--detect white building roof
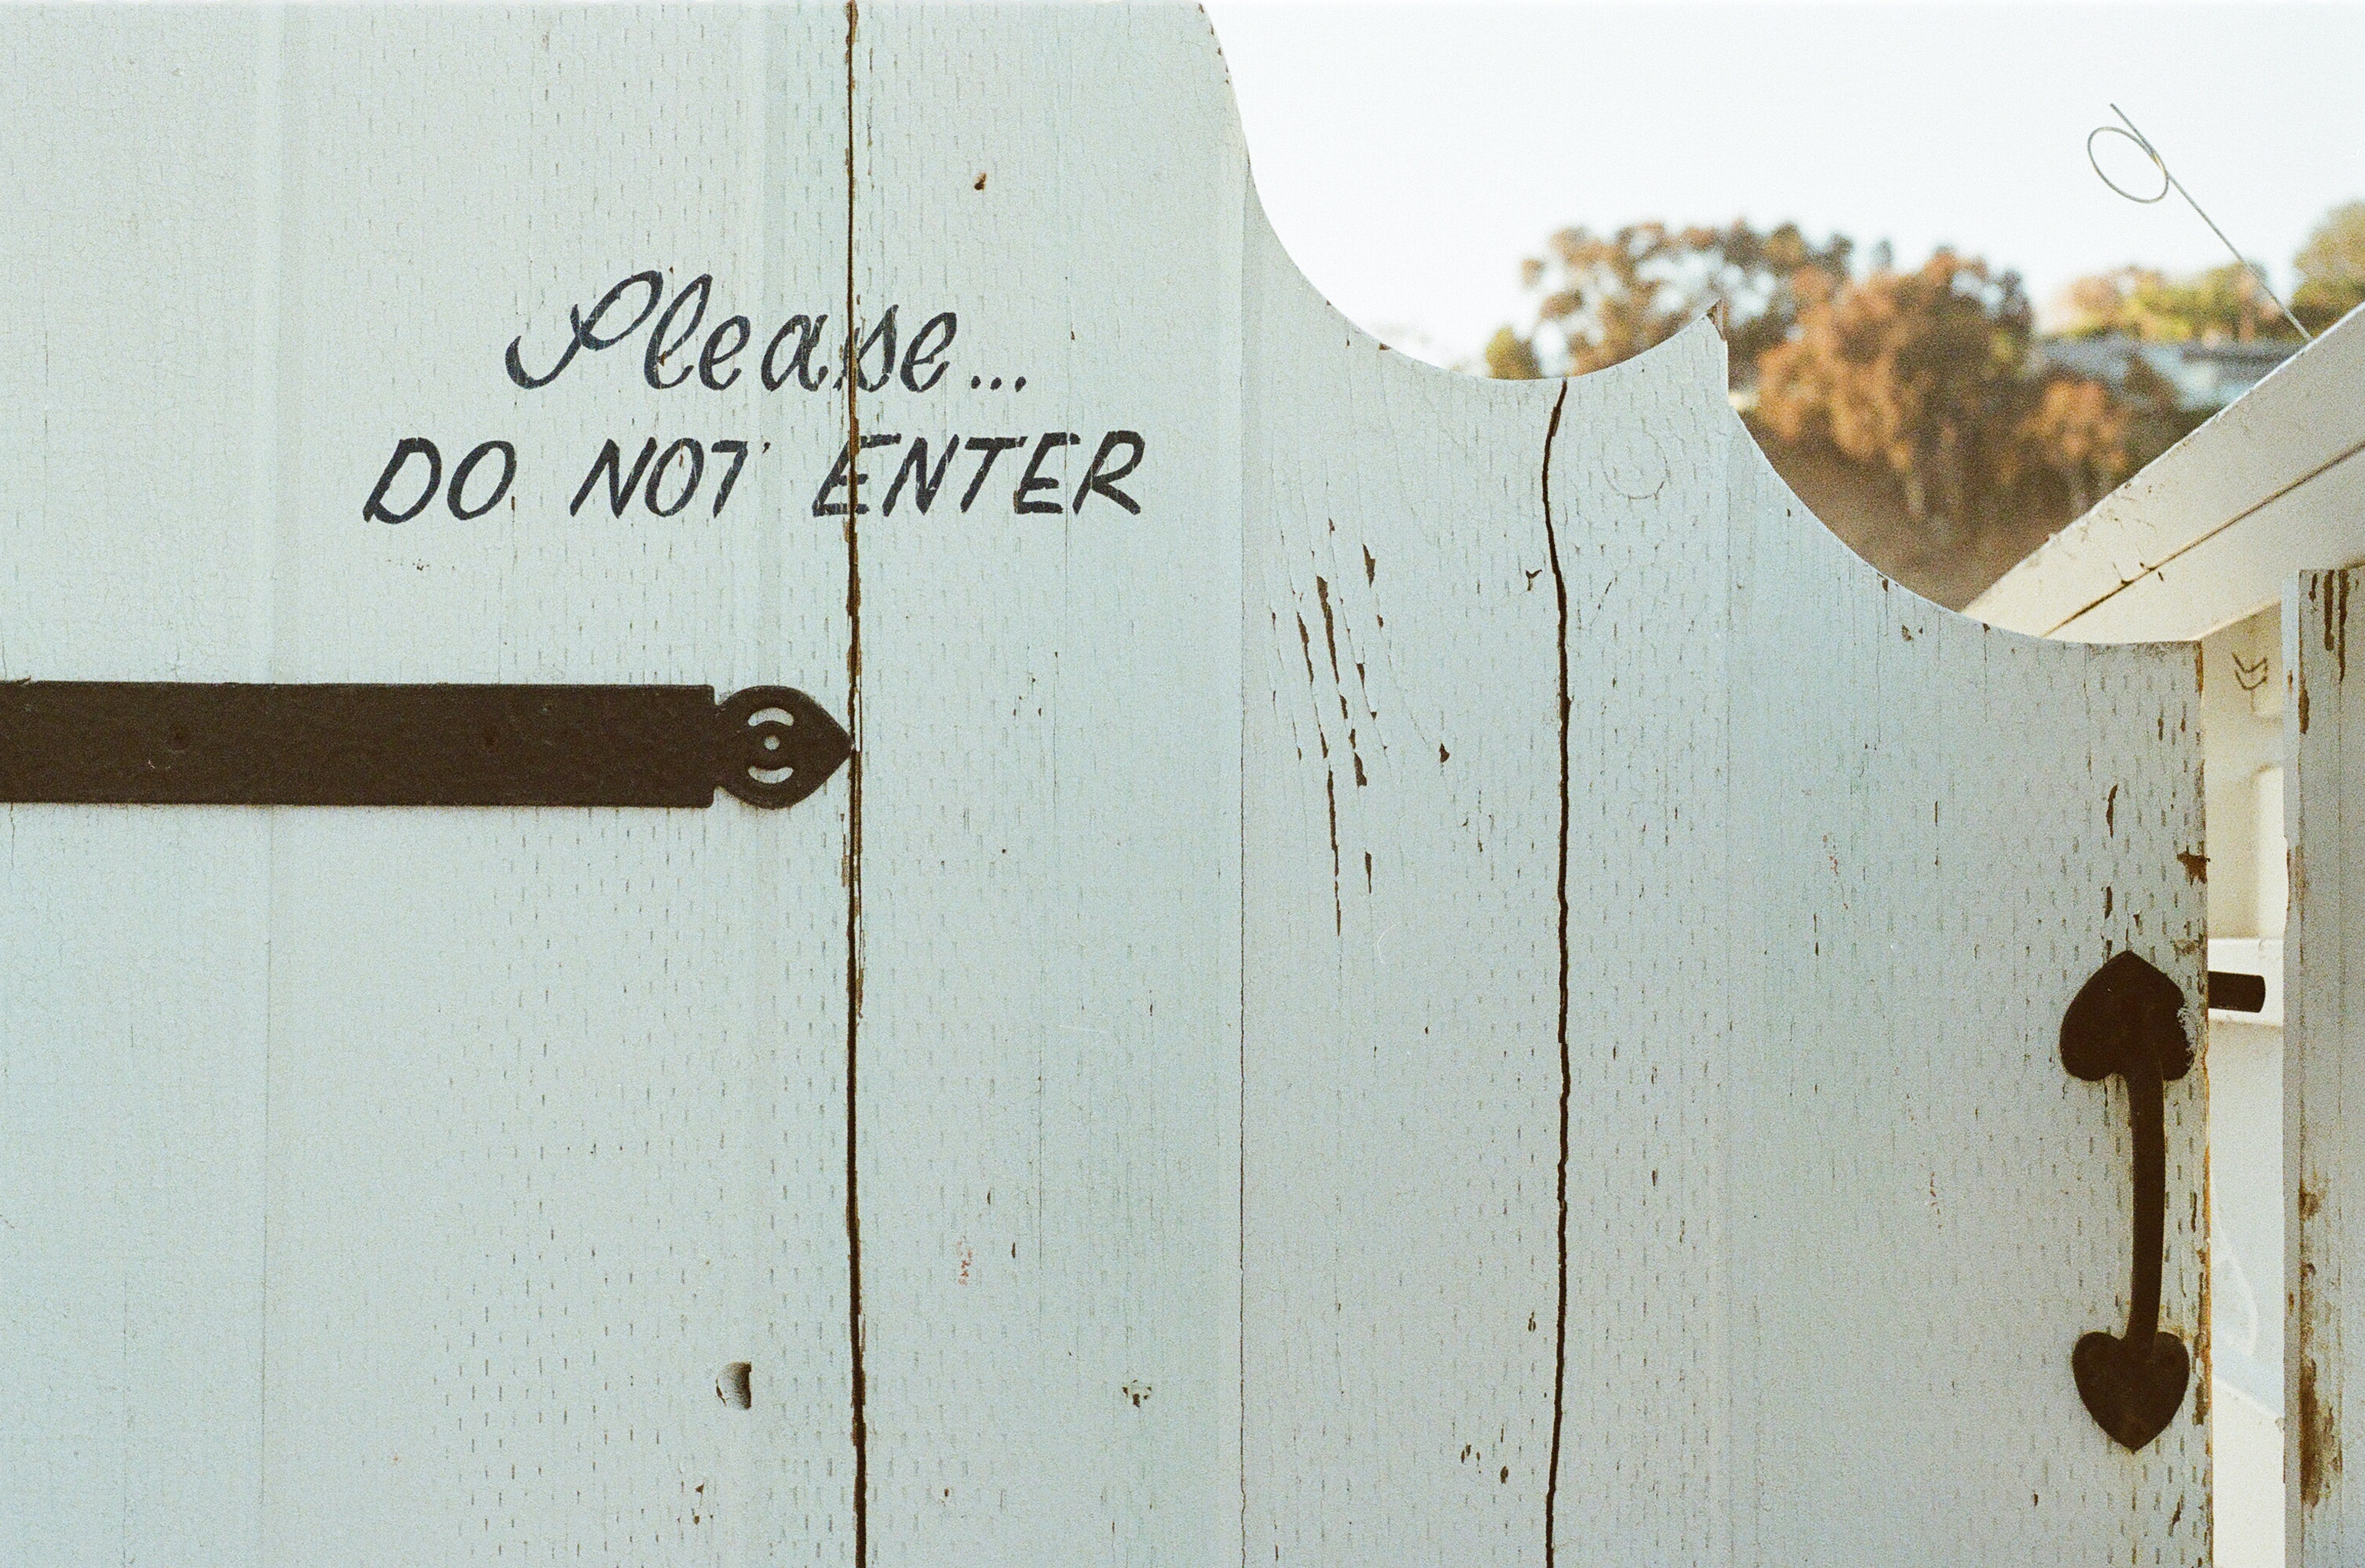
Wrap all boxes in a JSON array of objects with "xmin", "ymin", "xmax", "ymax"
[{"xmin": 1969, "ymin": 305, "xmax": 2365, "ymax": 642}]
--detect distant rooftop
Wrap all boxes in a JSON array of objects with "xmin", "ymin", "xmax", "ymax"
[{"xmin": 2037, "ymin": 333, "xmax": 2304, "ymax": 415}]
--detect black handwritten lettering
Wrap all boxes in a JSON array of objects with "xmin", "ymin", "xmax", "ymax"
[
  {"xmin": 960, "ymin": 436, "xmax": 1024, "ymax": 511},
  {"xmin": 406, "ymin": 284, "xmax": 1116, "ymax": 531},
  {"xmin": 710, "ymin": 440, "xmax": 750, "ymax": 515},
  {"xmin": 1075, "ymin": 430, "xmax": 1145, "ymax": 515},
  {"xmin": 645, "ymin": 274, "xmax": 713, "ymax": 390},
  {"xmin": 883, "ymin": 436, "xmax": 960, "ymax": 515},
  {"xmin": 447, "ymin": 440, "xmax": 517, "ymax": 520},
  {"xmin": 364, "ymin": 438, "xmax": 443, "ymax": 524},
  {"xmin": 813, "ymin": 433, "xmax": 905, "ymax": 517},
  {"xmin": 508, "ymin": 281, "xmax": 957, "ymax": 400},
  {"xmin": 572, "ymin": 438, "xmax": 660, "ymax": 518},
  {"xmin": 699, "ymin": 316, "xmax": 752, "ymax": 390},
  {"xmin": 645, "ymin": 438, "xmax": 705, "ymax": 516},
  {"xmin": 506, "ymin": 270, "xmax": 663, "ymax": 390},
  {"xmin": 900, "ymin": 311, "xmax": 956, "ymax": 392},
  {"xmin": 763, "ymin": 315, "xmax": 831, "ymax": 392},
  {"xmin": 852, "ymin": 307, "xmax": 898, "ymax": 394},
  {"xmin": 1014, "ymin": 432, "xmax": 1078, "ymax": 514}
]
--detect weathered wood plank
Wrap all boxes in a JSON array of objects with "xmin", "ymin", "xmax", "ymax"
[
  {"xmin": 851, "ymin": 7, "xmax": 1243, "ymax": 1562},
  {"xmin": 1241, "ymin": 193, "xmax": 1562, "ymax": 1566},
  {"xmin": 253, "ymin": 12, "xmax": 857, "ymax": 1557},
  {"xmin": 1717, "ymin": 433, "xmax": 2207, "ymax": 1565},
  {"xmin": 2287, "ymin": 569, "xmax": 2363, "ymax": 1566}
]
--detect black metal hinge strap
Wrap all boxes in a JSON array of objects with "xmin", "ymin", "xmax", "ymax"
[
  {"xmin": 0, "ymin": 682, "xmax": 849, "ymax": 810},
  {"xmin": 2060, "ymin": 948, "xmax": 2194, "ymax": 1452}
]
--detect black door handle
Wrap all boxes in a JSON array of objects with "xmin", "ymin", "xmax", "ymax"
[
  {"xmin": 2060, "ymin": 949, "xmax": 2194, "ymax": 1451},
  {"xmin": 0, "ymin": 682, "xmax": 849, "ymax": 810}
]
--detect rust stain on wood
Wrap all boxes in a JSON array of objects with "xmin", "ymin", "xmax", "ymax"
[
  {"xmin": 2302, "ymin": 1356, "xmax": 2343, "ymax": 1508},
  {"xmin": 2325, "ymin": 569, "xmax": 2353, "ymax": 681}
]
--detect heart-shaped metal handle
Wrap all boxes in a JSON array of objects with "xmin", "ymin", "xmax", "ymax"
[{"xmin": 2061, "ymin": 949, "xmax": 2194, "ymax": 1451}]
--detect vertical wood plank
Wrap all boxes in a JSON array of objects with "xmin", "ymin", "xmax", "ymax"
[
  {"xmin": 852, "ymin": 7, "xmax": 1243, "ymax": 1563},
  {"xmin": 0, "ymin": 13, "xmax": 281, "ymax": 1563},
  {"xmin": 1720, "ymin": 436, "xmax": 2207, "ymax": 1566},
  {"xmin": 2288, "ymin": 568, "xmax": 2361, "ymax": 1566},
  {"xmin": 1240, "ymin": 198, "xmax": 1562, "ymax": 1566},
  {"xmin": 1547, "ymin": 327, "xmax": 1743, "ymax": 1566},
  {"xmin": 250, "ymin": 11, "xmax": 857, "ymax": 1561}
]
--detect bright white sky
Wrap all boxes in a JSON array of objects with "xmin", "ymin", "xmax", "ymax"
[{"xmin": 1204, "ymin": 2, "xmax": 2365, "ymax": 368}]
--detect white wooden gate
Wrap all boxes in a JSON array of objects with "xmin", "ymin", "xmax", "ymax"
[{"xmin": 0, "ymin": 8, "xmax": 2206, "ymax": 1565}]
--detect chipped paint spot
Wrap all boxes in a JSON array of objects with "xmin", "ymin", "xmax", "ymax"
[
  {"xmin": 2177, "ymin": 851, "xmax": 2207, "ymax": 884},
  {"xmin": 2344, "ymin": 570, "xmax": 2354, "ymax": 682},
  {"xmin": 1314, "ymin": 575, "xmax": 1342, "ymax": 684},
  {"xmin": 1325, "ymin": 768, "xmax": 1341, "ymax": 935},
  {"xmin": 2302, "ymin": 1357, "xmax": 2342, "ymax": 1508}
]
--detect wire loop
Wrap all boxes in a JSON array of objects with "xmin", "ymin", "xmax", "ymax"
[
  {"xmin": 2086, "ymin": 123, "xmax": 2169, "ymax": 205},
  {"xmin": 2086, "ymin": 103, "xmax": 2310, "ymax": 340}
]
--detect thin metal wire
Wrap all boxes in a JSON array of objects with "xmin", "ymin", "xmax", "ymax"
[{"xmin": 2086, "ymin": 103, "xmax": 2311, "ymax": 341}]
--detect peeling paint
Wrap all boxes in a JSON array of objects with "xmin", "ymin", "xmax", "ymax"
[{"xmin": 2302, "ymin": 1357, "xmax": 2343, "ymax": 1508}]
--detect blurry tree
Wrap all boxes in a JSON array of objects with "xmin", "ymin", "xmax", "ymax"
[
  {"xmin": 2294, "ymin": 200, "xmax": 2365, "ymax": 332},
  {"xmin": 1486, "ymin": 223, "xmax": 2152, "ymax": 546},
  {"xmin": 1482, "ymin": 325, "xmax": 1542, "ymax": 380},
  {"xmin": 1497, "ymin": 220, "xmax": 1853, "ymax": 379},
  {"xmin": 2047, "ymin": 266, "xmax": 2164, "ymax": 338},
  {"xmin": 2050, "ymin": 262, "xmax": 2301, "ymax": 343},
  {"xmin": 2015, "ymin": 375, "xmax": 2135, "ymax": 518},
  {"xmin": 1754, "ymin": 252, "xmax": 2069, "ymax": 531}
]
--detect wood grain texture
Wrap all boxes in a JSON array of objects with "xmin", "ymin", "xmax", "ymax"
[
  {"xmin": 0, "ymin": 6, "xmax": 2207, "ymax": 1565},
  {"xmin": 2287, "ymin": 570, "xmax": 2362, "ymax": 1566}
]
